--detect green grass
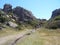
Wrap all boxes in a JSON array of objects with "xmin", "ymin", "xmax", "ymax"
[
  {"xmin": 16, "ymin": 32, "xmax": 44, "ymax": 45},
  {"xmin": 16, "ymin": 28, "xmax": 60, "ymax": 45}
]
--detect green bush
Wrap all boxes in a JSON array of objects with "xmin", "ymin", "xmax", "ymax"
[
  {"xmin": 0, "ymin": 10, "xmax": 9, "ymax": 23},
  {"xmin": 45, "ymin": 21, "xmax": 58, "ymax": 29},
  {"xmin": 0, "ymin": 16, "xmax": 6, "ymax": 23},
  {"xmin": 0, "ymin": 16, "xmax": 10, "ymax": 23},
  {"xmin": 27, "ymin": 20, "xmax": 39, "ymax": 27},
  {"xmin": 0, "ymin": 10, "xmax": 5, "ymax": 15},
  {"xmin": 54, "ymin": 15, "xmax": 60, "ymax": 20}
]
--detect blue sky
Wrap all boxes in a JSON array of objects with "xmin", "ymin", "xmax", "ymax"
[{"xmin": 0, "ymin": 0, "xmax": 60, "ymax": 20}]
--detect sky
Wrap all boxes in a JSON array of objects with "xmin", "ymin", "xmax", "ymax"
[{"xmin": 0, "ymin": 0, "xmax": 60, "ymax": 20}]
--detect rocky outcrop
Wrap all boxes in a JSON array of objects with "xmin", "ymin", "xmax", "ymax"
[
  {"xmin": 3, "ymin": 4, "xmax": 12, "ymax": 13},
  {"xmin": 2, "ymin": 4, "xmax": 36, "ymax": 23},
  {"xmin": 13, "ymin": 6, "xmax": 36, "ymax": 22},
  {"xmin": 51, "ymin": 8, "xmax": 60, "ymax": 18},
  {"xmin": 0, "ymin": 4, "xmax": 37, "ymax": 28}
]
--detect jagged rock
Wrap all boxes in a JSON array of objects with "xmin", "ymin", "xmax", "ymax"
[
  {"xmin": 3, "ymin": 4, "xmax": 12, "ymax": 13},
  {"xmin": 51, "ymin": 8, "xmax": 60, "ymax": 18},
  {"xmin": 13, "ymin": 6, "xmax": 36, "ymax": 22},
  {"xmin": 12, "ymin": 14, "xmax": 19, "ymax": 21}
]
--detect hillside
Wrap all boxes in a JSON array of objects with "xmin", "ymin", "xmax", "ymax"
[
  {"xmin": 51, "ymin": 8, "xmax": 60, "ymax": 18},
  {"xmin": 0, "ymin": 4, "xmax": 39, "ymax": 30},
  {"xmin": 45, "ymin": 8, "xmax": 60, "ymax": 29}
]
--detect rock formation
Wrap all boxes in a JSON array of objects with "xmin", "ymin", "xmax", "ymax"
[
  {"xmin": 2, "ymin": 4, "xmax": 36, "ymax": 22},
  {"xmin": 3, "ymin": 4, "xmax": 12, "ymax": 13},
  {"xmin": 51, "ymin": 8, "xmax": 60, "ymax": 18},
  {"xmin": 13, "ymin": 6, "xmax": 36, "ymax": 22}
]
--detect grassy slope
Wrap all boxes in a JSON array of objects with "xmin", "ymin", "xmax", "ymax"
[{"xmin": 16, "ymin": 28, "xmax": 60, "ymax": 45}]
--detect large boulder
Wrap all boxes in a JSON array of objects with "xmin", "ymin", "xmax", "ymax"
[
  {"xmin": 6, "ymin": 21, "xmax": 18, "ymax": 28},
  {"xmin": 51, "ymin": 8, "xmax": 60, "ymax": 18},
  {"xmin": 3, "ymin": 4, "xmax": 12, "ymax": 13}
]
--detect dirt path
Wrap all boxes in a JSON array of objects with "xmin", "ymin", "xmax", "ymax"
[
  {"xmin": 0, "ymin": 32, "xmax": 25, "ymax": 45},
  {"xmin": 11, "ymin": 29, "xmax": 36, "ymax": 45},
  {"xmin": 0, "ymin": 29, "xmax": 35, "ymax": 45}
]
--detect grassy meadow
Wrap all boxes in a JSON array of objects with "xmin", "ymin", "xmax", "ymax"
[{"xmin": 16, "ymin": 28, "xmax": 60, "ymax": 45}]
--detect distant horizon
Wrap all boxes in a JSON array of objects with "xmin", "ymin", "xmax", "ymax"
[{"xmin": 0, "ymin": 0, "xmax": 60, "ymax": 20}]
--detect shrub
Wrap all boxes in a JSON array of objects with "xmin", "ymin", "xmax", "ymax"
[
  {"xmin": 45, "ymin": 21, "xmax": 58, "ymax": 29},
  {"xmin": 54, "ymin": 15, "xmax": 60, "ymax": 20},
  {"xmin": 0, "ymin": 16, "xmax": 6, "ymax": 23},
  {"xmin": 27, "ymin": 20, "xmax": 39, "ymax": 27}
]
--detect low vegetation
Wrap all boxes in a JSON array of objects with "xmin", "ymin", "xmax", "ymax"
[
  {"xmin": 45, "ymin": 15, "xmax": 60, "ymax": 29},
  {"xmin": 16, "ymin": 28, "xmax": 60, "ymax": 45}
]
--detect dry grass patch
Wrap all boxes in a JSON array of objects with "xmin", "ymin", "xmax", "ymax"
[{"xmin": 16, "ymin": 28, "xmax": 60, "ymax": 45}]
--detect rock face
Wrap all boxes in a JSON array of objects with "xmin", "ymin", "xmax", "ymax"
[
  {"xmin": 3, "ymin": 4, "xmax": 12, "ymax": 13},
  {"xmin": 2, "ymin": 4, "xmax": 36, "ymax": 22},
  {"xmin": 13, "ymin": 6, "xmax": 36, "ymax": 22},
  {"xmin": 51, "ymin": 8, "xmax": 60, "ymax": 18}
]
